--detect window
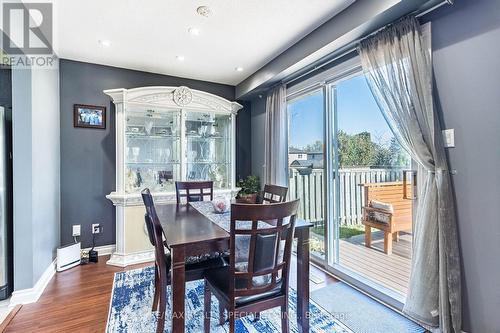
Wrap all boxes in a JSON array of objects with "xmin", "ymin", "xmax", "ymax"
[{"xmin": 287, "ymin": 89, "xmax": 326, "ymax": 260}]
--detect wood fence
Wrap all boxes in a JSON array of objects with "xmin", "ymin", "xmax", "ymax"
[{"xmin": 288, "ymin": 167, "xmax": 405, "ymax": 226}]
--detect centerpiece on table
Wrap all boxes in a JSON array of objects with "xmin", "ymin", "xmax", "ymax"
[
  {"xmin": 212, "ymin": 197, "xmax": 230, "ymax": 213},
  {"xmin": 235, "ymin": 175, "xmax": 260, "ymax": 204}
]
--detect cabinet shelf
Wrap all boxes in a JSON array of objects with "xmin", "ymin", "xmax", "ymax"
[
  {"xmin": 185, "ymin": 136, "xmax": 228, "ymax": 141},
  {"xmin": 186, "ymin": 161, "xmax": 230, "ymax": 164},
  {"xmin": 126, "ymin": 161, "xmax": 180, "ymax": 166},
  {"xmin": 126, "ymin": 133, "xmax": 180, "ymax": 139}
]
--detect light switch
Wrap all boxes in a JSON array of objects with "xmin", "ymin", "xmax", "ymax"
[{"xmin": 442, "ymin": 129, "xmax": 455, "ymax": 148}]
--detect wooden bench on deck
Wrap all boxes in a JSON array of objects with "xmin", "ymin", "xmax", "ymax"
[{"xmin": 360, "ymin": 181, "xmax": 412, "ymax": 255}]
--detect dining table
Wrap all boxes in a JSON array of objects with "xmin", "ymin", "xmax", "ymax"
[{"xmin": 156, "ymin": 202, "xmax": 313, "ymax": 333}]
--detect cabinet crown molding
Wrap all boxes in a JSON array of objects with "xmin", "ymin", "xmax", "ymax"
[{"xmin": 103, "ymin": 86, "xmax": 243, "ymax": 114}]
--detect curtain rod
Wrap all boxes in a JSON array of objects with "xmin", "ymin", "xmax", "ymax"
[{"xmin": 282, "ymin": 0, "xmax": 451, "ymax": 87}]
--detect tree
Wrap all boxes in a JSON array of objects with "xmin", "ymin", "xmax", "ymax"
[
  {"xmin": 337, "ymin": 130, "xmax": 376, "ymax": 167},
  {"xmin": 374, "ymin": 145, "xmax": 392, "ymax": 167},
  {"xmin": 303, "ymin": 140, "xmax": 323, "ymax": 152},
  {"xmin": 293, "ymin": 131, "xmax": 410, "ymax": 169},
  {"xmin": 388, "ymin": 137, "xmax": 410, "ymax": 167}
]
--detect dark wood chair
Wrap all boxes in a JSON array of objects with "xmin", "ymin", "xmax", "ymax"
[
  {"xmin": 259, "ymin": 184, "xmax": 288, "ymax": 204},
  {"xmin": 203, "ymin": 199, "xmax": 300, "ymax": 333},
  {"xmin": 175, "ymin": 181, "xmax": 214, "ymax": 204},
  {"xmin": 141, "ymin": 188, "xmax": 226, "ymax": 333}
]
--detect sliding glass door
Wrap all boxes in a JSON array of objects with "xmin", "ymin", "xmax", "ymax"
[
  {"xmin": 286, "ymin": 58, "xmax": 414, "ymax": 307},
  {"xmin": 287, "ymin": 88, "xmax": 326, "ymax": 263},
  {"xmin": 328, "ymin": 72, "xmax": 413, "ymax": 303}
]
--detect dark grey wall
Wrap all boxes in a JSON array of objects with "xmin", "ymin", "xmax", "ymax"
[
  {"xmin": 426, "ymin": 0, "xmax": 500, "ymax": 332},
  {"xmin": 249, "ymin": 95, "xmax": 267, "ymax": 181},
  {"xmin": 235, "ymin": 100, "xmax": 252, "ymax": 180},
  {"xmin": 59, "ymin": 59, "xmax": 246, "ymax": 248}
]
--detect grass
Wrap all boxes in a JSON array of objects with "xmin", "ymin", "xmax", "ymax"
[{"xmin": 311, "ymin": 224, "xmax": 365, "ymax": 239}]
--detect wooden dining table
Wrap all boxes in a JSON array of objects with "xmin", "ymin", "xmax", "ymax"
[{"xmin": 156, "ymin": 203, "xmax": 313, "ymax": 333}]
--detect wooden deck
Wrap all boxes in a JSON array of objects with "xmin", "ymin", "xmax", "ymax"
[{"xmin": 339, "ymin": 230, "xmax": 412, "ymax": 295}]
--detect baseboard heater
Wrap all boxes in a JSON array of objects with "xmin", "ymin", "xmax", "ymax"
[{"xmin": 57, "ymin": 243, "xmax": 81, "ymax": 272}]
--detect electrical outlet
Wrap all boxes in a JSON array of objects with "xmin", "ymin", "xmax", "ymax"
[
  {"xmin": 92, "ymin": 223, "xmax": 100, "ymax": 234},
  {"xmin": 72, "ymin": 225, "xmax": 81, "ymax": 237}
]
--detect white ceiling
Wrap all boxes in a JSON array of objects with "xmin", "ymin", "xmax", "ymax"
[{"xmin": 55, "ymin": 0, "xmax": 355, "ymax": 86}]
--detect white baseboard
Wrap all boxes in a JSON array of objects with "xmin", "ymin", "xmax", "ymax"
[
  {"xmin": 7, "ymin": 245, "xmax": 116, "ymax": 307},
  {"xmin": 9, "ymin": 259, "xmax": 56, "ymax": 306},
  {"xmin": 83, "ymin": 244, "xmax": 116, "ymax": 256},
  {"xmin": 106, "ymin": 249, "xmax": 154, "ymax": 267}
]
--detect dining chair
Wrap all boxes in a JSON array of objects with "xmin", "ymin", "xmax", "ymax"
[
  {"xmin": 141, "ymin": 188, "xmax": 226, "ymax": 333},
  {"xmin": 175, "ymin": 180, "xmax": 214, "ymax": 204},
  {"xmin": 259, "ymin": 184, "xmax": 288, "ymax": 204},
  {"xmin": 203, "ymin": 199, "xmax": 300, "ymax": 333},
  {"xmin": 253, "ymin": 184, "xmax": 289, "ymax": 321}
]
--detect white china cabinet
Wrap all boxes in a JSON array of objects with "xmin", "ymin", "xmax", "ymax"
[{"xmin": 104, "ymin": 86, "xmax": 242, "ymax": 267}]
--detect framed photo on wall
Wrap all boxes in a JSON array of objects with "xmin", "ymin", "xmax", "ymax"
[{"xmin": 73, "ymin": 104, "xmax": 106, "ymax": 129}]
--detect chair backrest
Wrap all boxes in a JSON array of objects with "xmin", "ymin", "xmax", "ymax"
[
  {"xmin": 260, "ymin": 184, "xmax": 288, "ymax": 204},
  {"xmin": 229, "ymin": 199, "xmax": 299, "ymax": 302},
  {"xmin": 141, "ymin": 188, "xmax": 169, "ymax": 273},
  {"xmin": 141, "ymin": 188, "xmax": 156, "ymax": 247},
  {"xmin": 175, "ymin": 181, "xmax": 214, "ymax": 204},
  {"xmin": 361, "ymin": 182, "xmax": 412, "ymax": 217}
]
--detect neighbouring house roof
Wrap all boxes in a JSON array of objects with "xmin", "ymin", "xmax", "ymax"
[
  {"xmin": 289, "ymin": 148, "xmax": 306, "ymax": 154},
  {"xmin": 290, "ymin": 160, "xmax": 323, "ymax": 169}
]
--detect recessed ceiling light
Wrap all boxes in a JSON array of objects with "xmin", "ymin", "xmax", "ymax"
[
  {"xmin": 235, "ymin": 67, "xmax": 244, "ymax": 72},
  {"xmin": 196, "ymin": 6, "xmax": 211, "ymax": 17},
  {"xmin": 98, "ymin": 39, "xmax": 111, "ymax": 47},
  {"xmin": 176, "ymin": 55, "xmax": 185, "ymax": 61},
  {"xmin": 188, "ymin": 27, "xmax": 200, "ymax": 36}
]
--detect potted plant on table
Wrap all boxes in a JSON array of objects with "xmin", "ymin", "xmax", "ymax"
[{"xmin": 236, "ymin": 175, "xmax": 260, "ymax": 204}]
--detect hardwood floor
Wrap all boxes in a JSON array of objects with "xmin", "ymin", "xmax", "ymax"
[
  {"xmin": 3, "ymin": 255, "xmax": 337, "ymax": 332},
  {"xmin": 4, "ymin": 257, "xmax": 149, "ymax": 333}
]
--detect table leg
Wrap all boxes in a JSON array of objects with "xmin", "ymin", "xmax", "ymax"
[
  {"xmin": 296, "ymin": 228, "xmax": 310, "ymax": 333},
  {"xmin": 171, "ymin": 246, "xmax": 186, "ymax": 333}
]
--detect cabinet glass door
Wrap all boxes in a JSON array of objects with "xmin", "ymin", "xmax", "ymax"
[
  {"xmin": 185, "ymin": 111, "xmax": 232, "ymax": 189},
  {"xmin": 125, "ymin": 108, "xmax": 181, "ymax": 193}
]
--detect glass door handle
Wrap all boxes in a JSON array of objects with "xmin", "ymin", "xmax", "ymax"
[{"xmin": 403, "ymin": 170, "xmax": 417, "ymax": 200}]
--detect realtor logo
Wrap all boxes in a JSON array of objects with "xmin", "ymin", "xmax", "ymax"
[{"xmin": 2, "ymin": 2, "xmax": 53, "ymax": 55}]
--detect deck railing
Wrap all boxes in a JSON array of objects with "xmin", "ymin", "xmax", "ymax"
[{"xmin": 288, "ymin": 167, "xmax": 405, "ymax": 226}]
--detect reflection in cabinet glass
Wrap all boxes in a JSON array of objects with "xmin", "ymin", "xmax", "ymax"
[
  {"xmin": 125, "ymin": 109, "xmax": 181, "ymax": 193},
  {"xmin": 185, "ymin": 112, "xmax": 231, "ymax": 189}
]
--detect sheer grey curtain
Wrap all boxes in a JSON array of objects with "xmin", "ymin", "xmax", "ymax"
[
  {"xmin": 264, "ymin": 85, "xmax": 288, "ymax": 186},
  {"xmin": 358, "ymin": 16, "xmax": 461, "ymax": 333}
]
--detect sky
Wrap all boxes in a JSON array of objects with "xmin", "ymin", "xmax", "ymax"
[{"xmin": 288, "ymin": 75, "xmax": 394, "ymax": 149}]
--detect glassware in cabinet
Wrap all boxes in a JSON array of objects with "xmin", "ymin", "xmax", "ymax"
[
  {"xmin": 124, "ymin": 108, "xmax": 181, "ymax": 193},
  {"xmin": 184, "ymin": 111, "xmax": 231, "ymax": 189}
]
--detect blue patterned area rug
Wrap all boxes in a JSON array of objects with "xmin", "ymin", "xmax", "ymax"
[
  {"xmin": 311, "ymin": 283, "xmax": 426, "ymax": 333},
  {"xmin": 106, "ymin": 266, "xmax": 353, "ymax": 333}
]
